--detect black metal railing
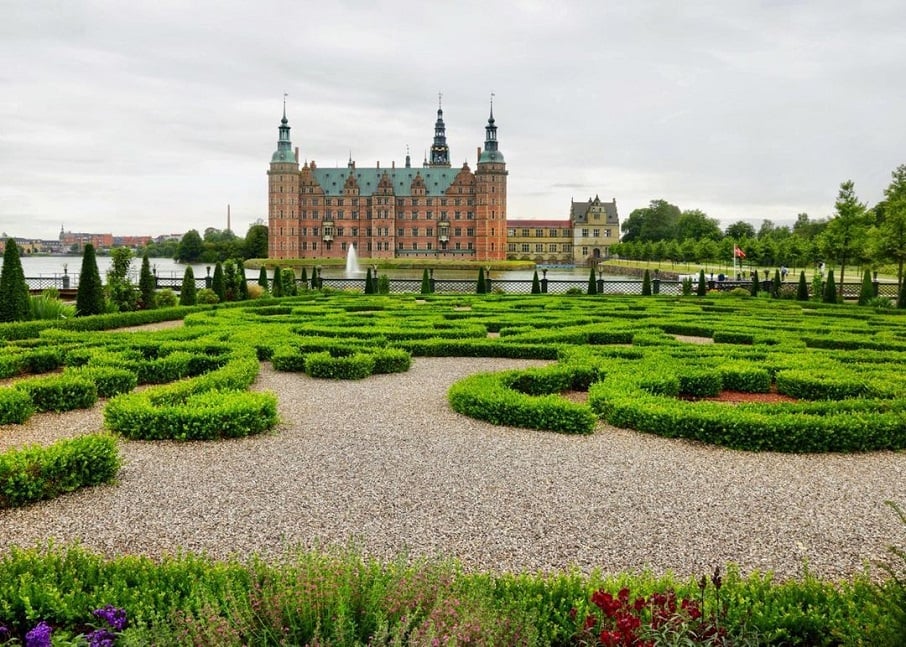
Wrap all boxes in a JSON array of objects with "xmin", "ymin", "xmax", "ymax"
[{"xmin": 27, "ymin": 274, "xmax": 899, "ymax": 299}]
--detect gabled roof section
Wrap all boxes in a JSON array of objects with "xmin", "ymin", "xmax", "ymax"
[{"xmin": 311, "ymin": 166, "xmax": 457, "ymax": 197}]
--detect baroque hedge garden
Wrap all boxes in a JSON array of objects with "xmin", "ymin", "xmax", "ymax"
[{"xmin": 1, "ymin": 292, "xmax": 905, "ymax": 644}]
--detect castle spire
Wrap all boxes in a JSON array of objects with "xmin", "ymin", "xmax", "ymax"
[
  {"xmin": 271, "ymin": 95, "xmax": 297, "ymax": 165},
  {"xmin": 478, "ymin": 93, "xmax": 504, "ymax": 164},
  {"xmin": 429, "ymin": 92, "xmax": 451, "ymax": 167}
]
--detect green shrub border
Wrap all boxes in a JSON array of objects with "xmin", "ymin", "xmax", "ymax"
[{"xmin": 0, "ymin": 434, "xmax": 120, "ymax": 508}]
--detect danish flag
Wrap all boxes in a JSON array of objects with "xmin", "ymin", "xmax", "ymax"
[{"xmin": 733, "ymin": 245, "xmax": 746, "ymax": 259}]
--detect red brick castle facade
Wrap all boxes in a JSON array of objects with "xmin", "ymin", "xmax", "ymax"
[{"xmin": 268, "ymin": 98, "xmax": 508, "ymax": 261}]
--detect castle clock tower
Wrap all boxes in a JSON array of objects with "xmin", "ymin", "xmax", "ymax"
[
  {"xmin": 267, "ymin": 98, "xmax": 300, "ymax": 259},
  {"xmin": 474, "ymin": 97, "xmax": 507, "ymax": 260}
]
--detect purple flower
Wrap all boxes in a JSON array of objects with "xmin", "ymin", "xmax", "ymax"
[
  {"xmin": 24, "ymin": 621, "xmax": 52, "ymax": 647},
  {"xmin": 86, "ymin": 628, "xmax": 117, "ymax": 647},
  {"xmin": 93, "ymin": 605, "xmax": 127, "ymax": 632},
  {"xmin": 0, "ymin": 624, "xmax": 11, "ymax": 643}
]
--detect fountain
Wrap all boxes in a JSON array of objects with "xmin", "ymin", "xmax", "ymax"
[{"xmin": 345, "ymin": 244, "xmax": 361, "ymax": 274}]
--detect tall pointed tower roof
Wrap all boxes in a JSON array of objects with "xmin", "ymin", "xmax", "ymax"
[
  {"xmin": 478, "ymin": 93, "xmax": 504, "ymax": 163},
  {"xmin": 271, "ymin": 95, "xmax": 298, "ymax": 164},
  {"xmin": 428, "ymin": 92, "xmax": 451, "ymax": 167}
]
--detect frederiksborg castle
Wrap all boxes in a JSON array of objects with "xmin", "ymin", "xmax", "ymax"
[{"xmin": 267, "ymin": 98, "xmax": 619, "ymax": 265}]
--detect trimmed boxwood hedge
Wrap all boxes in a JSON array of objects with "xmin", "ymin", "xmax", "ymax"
[
  {"xmin": 0, "ymin": 434, "xmax": 120, "ymax": 508},
  {"xmin": 14, "ymin": 375, "xmax": 98, "ymax": 412},
  {"xmin": 0, "ymin": 388, "xmax": 34, "ymax": 425},
  {"xmin": 449, "ymin": 368, "xmax": 596, "ymax": 435}
]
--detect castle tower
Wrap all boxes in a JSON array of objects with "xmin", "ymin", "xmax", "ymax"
[
  {"xmin": 474, "ymin": 97, "xmax": 507, "ymax": 260},
  {"xmin": 428, "ymin": 93, "xmax": 451, "ymax": 167},
  {"xmin": 267, "ymin": 98, "xmax": 301, "ymax": 259}
]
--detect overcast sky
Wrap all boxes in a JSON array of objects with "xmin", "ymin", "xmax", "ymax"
[{"xmin": 2, "ymin": 0, "xmax": 905, "ymax": 240}]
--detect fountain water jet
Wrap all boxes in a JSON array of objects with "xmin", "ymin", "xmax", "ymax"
[{"xmin": 345, "ymin": 244, "xmax": 361, "ymax": 275}]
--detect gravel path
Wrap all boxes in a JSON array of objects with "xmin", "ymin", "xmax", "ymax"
[{"xmin": 1, "ymin": 357, "xmax": 904, "ymax": 580}]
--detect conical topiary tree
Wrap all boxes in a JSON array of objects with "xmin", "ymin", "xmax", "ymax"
[
  {"xmin": 299, "ymin": 267, "xmax": 308, "ymax": 291},
  {"xmin": 641, "ymin": 269, "xmax": 652, "ymax": 296},
  {"xmin": 257, "ymin": 266, "xmax": 269, "ymax": 292},
  {"xmin": 76, "ymin": 243, "xmax": 105, "ymax": 316},
  {"xmin": 858, "ymin": 269, "xmax": 874, "ymax": 306},
  {"xmin": 531, "ymin": 270, "xmax": 541, "ymax": 294},
  {"xmin": 179, "ymin": 266, "xmax": 197, "ymax": 306},
  {"xmin": 696, "ymin": 268, "xmax": 707, "ymax": 297},
  {"xmin": 797, "ymin": 270, "xmax": 809, "ymax": 301},
  {"xmin": 364, "ymin": 268, "xmax": 375, "ymax": 294},
  {"xmin": 772, "ymin": 269, "xmax": 782, "ymax": 298},
  {"xmin": 823, "ymin": 269, "xmax": 837, "ymax": 303},
  {"xmin": 476, "ymin": 267, "xmax": 487, "ymax": 294},
  {"xmin": 211, "ymin": 262, "xmax": 225, "ymax": 302},
  {"xmin": 898, "ymin": 277, "xmax": 906, "ymax": 309},
  {"xmin": 587, "ymin": 266, "xmax": 597, "ymax": 295},
  {"xmin": 138, "ymin": 252, "xmax": 156, "ymax": 310},
  {"xmin": 271, "ymin": 266, "xmax": 284, "ymax": 297},
  {"xmin": 223, "ymin": 260, "xmax": 237, "ymax": 302},
  {"xmin": 420, "ymin": 269, "xmax": 431, "ymax": 294},
  {"xmin": 238, "ymin": 266, "xmax": 249, "ymax": 300},
  {"xmin": 750, "ymin": 269, "xmax": 760, "ymax": 296},
  {"xmin": 310, "ymin": 266, "xmax": 319, "ymax": 290},
  {"xmin": 281, "ymin": 268, "xmax": 297, "ymax": 296},
  {"xmin": 0, "ymin": 239, "xmax": 31, "ymax": 322}
]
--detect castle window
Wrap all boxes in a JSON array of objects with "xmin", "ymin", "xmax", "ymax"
[
  {"xmin": 582, "ymin": 228, "xmax": 589, "ymax": 238},
  {"xmin": 521, "ymin": 244, "xmax": 529, "ymax": 252},
  {"xmin": 508, "ymin": 243, "xmax": 516, "ymax": 252},
  {"xmin": 411, "ymin": 228, "xmax": 418, "ymax": 236},
  {"xmin": 455, "ymin": 211, "xmax": 461, "ymax": 219},
  {"xmin": 426, "ymin": 211, "xmax": 433, "ymax": 219},
  {"xmin": 507, "ymin": 228, "xmax": 515, "ymax": 236},
  {"xmin": 521, "ymin": 228, "xmax": 529, "ymax": 237},
  {"xmin": 341, "ymin": 242, "xmax": 347, "ymax": 251},
  {"xmin": 467, "ymin": 228, "xmax": 474, "ymax": 236},
  {"xmin": 468, "ymin": 242, "xmax": 473, "ymax": 250},
  {"xmin": 535, "ymin": 228, "xmax": 543, "ymax": 237},
  {"xmin": 427, "ymin": 242, "xmax": 432, "ymax": 250},
  {"xmin": 535, "ymin": 243, "xmax": 543, "ymax": 252},
  {"xmin": 427, "ymin": 227, "xmax": 433, "ymax": 236},
  {"xmin": 454, "ymin": 227, "xmax": 462, "ymax": 236},
  {"xmin": 412, "ymin": 242, "xmax": 418, "ymax": 250},
  {"xmin": 549, "ymin": 243, "xmax": 557, "ymax": 252},
  {"xmin": 397, "ymin": 228, "xmax": 404, "ymax": 236},
  {"xmin": 605, "ymin": 229, "xmax": 612, "ymax": 237}
]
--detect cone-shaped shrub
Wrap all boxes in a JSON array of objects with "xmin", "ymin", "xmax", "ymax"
[
  {"xmin": 0, "ymin": 239, "xmax": 31, "ymax": 322},
  {"xmin": 364, "ymin": 268, "xmax": 375, "ymax": 294},
  {"xmin": 641, "ymin": 269, "xmax": 652, "ymax": 296},
  {"xmin": 420, "ymin": 269, "xmax": 431, "ymax": 294},
  {"xmin": 858, "ymin": 269, "xmax": 874, "ymax": 306},
  {"xmin": 697, "ymin": 268, "xmax": 707, "ymax": 297},
  {"xmin": 299, "ymin": 267, "xmax": 308, "ymax": 290},
  {"xmin": 138, "ymin": 252, "xmax": 156, "ymax": 309},
  {"xmin": 211, "ymin": 262, "xmax": 225, "ymax": 302},
  {"xmin": 823, "ymin": 269, "xmax": 837, "ymax": 303},
  {"xmin": 587, "ymin": 267, "xmax": 597, "ymax": 295},
  {"xmin": 531, "ymin": 270, "xmax": 541, "ymax": 294},
  {"xmin": 772, "ymin": 269, "xmax": 782, "ymax": 298},
  {"xmin": 281, "ymin": 268, "xmax": 297, "ymax": 296},
  {"xmin": 899, "ymin": 277, "xmax": 906, "ymax": 309},
  {"xmin": 797, "ymin": 270, "xmax": 809, "ymax": 301},
  {"xmin": 179, "ymin": 266, "xmax": 197, "ymax": 306},
  {"xmin": 476, "ymin": 267, "xmax": 487, "ymax": 294},
  {"xmin": 238, "ymin": 267, "xmax": 249, "ymax": 300},
  {"xmin": 751, "ymin": 269, "xmax": 759, "ymax": 296},
  {"xmin": 257, "ymin": 266, "xmax": 269, "ymax": 292},
  {"xmin": 76, "ymin": 243, "xmax": 105, "ymax": 316},
  {"xmin": 310, "ymin": 266, "xmax": 319, "ymax": 289},
  {"xmin": 271, "ymin": 266, "xmax": 283, "ymax": 297}
]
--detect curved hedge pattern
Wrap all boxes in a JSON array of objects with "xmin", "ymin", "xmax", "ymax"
[{"xmin": 0, "ymin": 434, "xmax": 120, "ymax": 508}]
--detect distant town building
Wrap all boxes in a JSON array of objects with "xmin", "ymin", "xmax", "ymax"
[
  {"xmin": 59, "ymin": 227, "xmax": 113, "ymax": 251},
  {"xmin": 267, "ymin": 97, "xmax": 508, "ymax": 261},
  {"xmin": 507, "ymin": 196, "xmax": 620, "ymax": 265}
]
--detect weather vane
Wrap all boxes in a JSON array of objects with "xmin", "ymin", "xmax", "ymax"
[{"xmin": 438, "ymin": 91, "xmax": 442, "ymax": 109}]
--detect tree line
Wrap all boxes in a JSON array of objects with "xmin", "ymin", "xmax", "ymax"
[
  {"xmin": 142, "ymin": 224, "xmax": 268, "ymax": 264},
  {"xmin": 612, "ymin": 164, "xmax": 906, "ymax": 290}
]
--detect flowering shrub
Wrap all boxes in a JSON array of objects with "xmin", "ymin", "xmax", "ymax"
[
  {"xmin": 0, "ymin": 606, "xmax": 127, "ymax": 646},
  {"xmin": 572, "ymin": 570, "xmax": 734, "ymax": 646}
]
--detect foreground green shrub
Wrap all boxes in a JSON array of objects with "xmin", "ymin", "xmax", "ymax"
[
  {"xmin": 105, "ymin": 389, "xmax": 278, "ymax": 441},
  {"xmin": 449, "ymin": 370, "xmax": 596, "ymax": 434},
  {"xmin": 304, "ymin": 351, "xmax": 375, "ymax": 380},
  {"xmin": 64, "ymin": 366, "xmax": 138, "ymax": 398},
  {"xmin": 0, "ymin": 545, "xmax": 897, "ymax": 646},
  {"xmin": 0, "ymin": 388, "xmax": 34, "ymax": 425},
  {"xmin": 0, "ymin": 434, "xmax": 120, "ymax": 508},
  {"xmin": 14, "ymin": 375, "xmax": 98, "ymax": 412}
]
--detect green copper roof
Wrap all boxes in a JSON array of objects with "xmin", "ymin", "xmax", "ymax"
[
  {"xmin": 271, "ymin": 149, "xmax": 298, "ymax": 163},
  {"xmin": 478, "ymin": 150, "xmax": 504, "ymax": 163},
  {"xmin": 312, "ymin": 167, "xmax": 457, "ymax": 197}
]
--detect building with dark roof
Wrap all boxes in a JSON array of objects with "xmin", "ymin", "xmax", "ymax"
[
  {"xmin": 268, "ymin": 98, "xmax": 508, "ymax": 261},
  {"xmin": 507, "ymin": 196, "xmax": 620, "ymax": 265}
]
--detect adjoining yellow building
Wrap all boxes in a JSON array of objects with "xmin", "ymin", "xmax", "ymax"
[{"xmin": 506, "ymin": 195, "xmax": 619, "ymax": 265}]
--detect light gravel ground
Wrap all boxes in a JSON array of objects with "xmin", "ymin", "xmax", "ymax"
[{"xmin": 1, "ymin": 357, "xmax": 905, "ymax": 580}]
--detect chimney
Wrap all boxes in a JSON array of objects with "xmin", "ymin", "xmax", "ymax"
[{"xmin": 295, "ymin": 147, "xmax": 299, "ymax": 163}]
